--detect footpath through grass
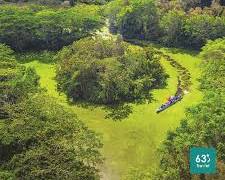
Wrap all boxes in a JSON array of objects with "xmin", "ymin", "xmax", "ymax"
[{"xmin": 24, "ymin": 49, "xmax": 202, "ymax": 179}]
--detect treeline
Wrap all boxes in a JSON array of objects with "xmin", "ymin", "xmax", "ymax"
[
  {"xmin": 106, "ymin": 0, "xmax": 225, "ymax": 50},
  {"xmin": 56, "ymin": 37, "xmax": 167, "ymax": 104},
  {"xmin": 0, "ymin": 45, "xmax": 103, "ymax": 179},
  {"xmin": 0, "ymin": 4, "xmax": 103, "ymax": 51},
  {"xmin": 159, "ymin": 0, "xmax": 225, "ymax": 11},
  {"xmin": 1, "ymin": 0, "xmax": 225, "ymax": 51},
  {"xmin": 1, "ymin": 0, "xmax": 112, "ymax": 5},
  {"xmin": 154, "ymin": 38, "xmax": 225, "ymax": 179}
]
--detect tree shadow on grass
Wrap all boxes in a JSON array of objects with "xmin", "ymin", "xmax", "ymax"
[
  {"xmin": 68, "ymin": 95, "xmax": 154, "ymax": 121},
  {"xmin": 162, "ymin": 47, "xmax": 199, "ymax": 56},
  {"xmin": 15, "ymin": 51, "xmax": 56, "ymax": 64},
  {"xmin": 69, "ymin": 100, "xmax": 134, "ymax": 121},
  {"xmin": 67, "ymin": 99, "xmax": 99, "ymax": 111},
  {"xmin": 103, "ymin": 95, "xmax": 154, "ymax": 121},
  {"xmin": 104, "ymin": 103, "xmax": 133, "ymax": 121}
]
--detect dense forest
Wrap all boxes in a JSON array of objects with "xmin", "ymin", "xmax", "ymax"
[{"xmin": 0, "ymin": 0, "xmax": 224, "ymax": 180}]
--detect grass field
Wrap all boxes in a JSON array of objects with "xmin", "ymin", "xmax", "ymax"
[{"xmin": 24, "ymin": 49, "xmax": 203, "ymax": 179}]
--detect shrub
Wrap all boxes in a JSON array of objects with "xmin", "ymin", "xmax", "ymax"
[{"xmin": 200, "ymin": 38, "xmax": 225, "ymax": 92}]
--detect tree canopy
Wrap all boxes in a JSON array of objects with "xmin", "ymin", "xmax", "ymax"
[
  {"xmin": 0, "ymin": 44, "xmax": 103, "ymax": 179},
  {"xmin": 56, "ymin": 37, "xmax": 167, "ymax": 104},
  {"xmin": 106, "ymin": 0, "xmax": 225, "ymax": 50},
  {"xmin": 0, "ymin": 4, "xmax": 103, "ymax": 51},
  {"xmin": 2, "ymin": 0, "xmax": 112, "ymax": 5}
]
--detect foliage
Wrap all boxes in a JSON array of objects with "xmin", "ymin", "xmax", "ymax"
[
  {"xmin": 159, "ymin": 0, "xmax": 219, "ymax": 11},
  {"xmin": 159, "ymin": 10, "xmax": 186, "ymax": 47},
  {"xmin": 157, "ymin": 0, "xmax": 182, "ymax": 13},
  {"xmin": 160, "ymin": 8, "xmax": 225, "ymax": 49},
  {"xmin": 106, "ymin": 0, "xmax": 160, "ymax": 40},
  {"xmin": 0, "ymin": 45, "xmax": 103, "ymax": 179},
  {"xmin": 200, "ymin": 38, "xmax": 225, "ymax": 92},
  {"xmin": 0, "ymin": 4, "xmax": 103, "ymax": 51},
  {"xmin": 160, "ymin": 11, "xmax": 225, "ymax": 49},
  {"xmin": 0, "ymin": 94, "xmax": 103, "ymax": 179},
  {"xmin": 0, "ymin": 44, "xmax": 39, "ymax": 106},
  {"xmin": 154, "ymin": 38, "xmax": 225, "ymax": 180},
  {"xmin": 3, "ymin": 0, "xmax": 112, "ymax": 5},
  {"xmin": 16, "ymin": 51, "xmax": 56, "ymax": 64},
  {"xmin": 106, "ymin": 0, "xmax": 225, "ymax": 50},
  {"xmin": 184, "ymin": 14, "xmax": 225, "ymax": 49},
  {"xmin": 179, "ymin": 0, "xmax": 201, "ymax": 11},
  {"xmin": 56, "ymin": 37, "xmax": 167, "ymax": 104},
  {"xmin": 120, "ymin": 0, "xmax": 160, "ymax": 40}
]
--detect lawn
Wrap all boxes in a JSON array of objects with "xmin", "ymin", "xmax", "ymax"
[{"xmin": 24, "ymin": 49, "xmax": 203, "ymax": 179}]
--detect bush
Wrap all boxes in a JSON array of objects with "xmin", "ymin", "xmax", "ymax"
[
  {"xmin": 0, "ymin": 44, "xmax": 39, "ymax": 120},
  {"xmin": 200, "ymin": 38, "xmax": 225, "ymax": 92},
  {"xmin": 56, "ymin": 37, "xmax": 167, "ymax": 104}
]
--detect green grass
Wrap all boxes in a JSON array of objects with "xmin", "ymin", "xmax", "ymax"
[{"xmin": 24, "ymin": 49, "xmax": 203, "ymax": 179}]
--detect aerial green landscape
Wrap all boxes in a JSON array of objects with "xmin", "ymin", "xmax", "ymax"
[{"xmin": 0, "ymin": 0, "xmax": 225, "ymax": 180}]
